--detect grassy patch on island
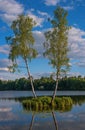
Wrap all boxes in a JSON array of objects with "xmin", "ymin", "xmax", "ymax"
[{"xmin": 22, "ymin": 96, "xmax": 73, "ymax": 112}]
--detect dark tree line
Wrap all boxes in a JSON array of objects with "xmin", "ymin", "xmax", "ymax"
[{"xmin": 0, "ymin": 76, "xmax": 85, "ymax": 91}]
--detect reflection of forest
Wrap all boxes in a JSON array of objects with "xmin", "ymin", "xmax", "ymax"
[
  {"xmin": 71, "ymin": 96, "xmax": 85, "ymax": 105},
  {"xmin": 2, "ymin": 96, "xmax": 85, "ymax": 106},
  {"xmin": 29, "ymin": 111, "xmax": 58, "ymax": 130}
]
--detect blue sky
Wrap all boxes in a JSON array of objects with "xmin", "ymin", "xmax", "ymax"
[{"xmin": 0, "ymin": 0, "xmax": 85, "ymax": 80}]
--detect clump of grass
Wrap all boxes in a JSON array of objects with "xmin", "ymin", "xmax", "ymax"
[
  {"xmin": 22, "ymin": 96, "xmax": 73, "ymax": 112},
  {"xmin": 54, "ymin": 97, "xmax": 73, "ymax": 111}
]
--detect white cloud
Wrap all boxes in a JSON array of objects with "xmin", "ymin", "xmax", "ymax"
[
  {"xmin": 0, "ymin": 70, "xmax": 27, "ymax": 80},
  {"xmin": 33, "ymin": 72, "xmax": 52, "ymax": 79},
  {"xmin": 27, "ymin": 11, "xmax": 44, "ymax": 27},
  {"xmin": 27, "ymin": 9, "xmax": 50, "ymax": 27},
  {"xmin": 75, "ymin": 61, "xmax": 85, "ymax": 67},
  {"xmin": 67, "ymin": 72, "xmax": 81, "ymax": 77},
  {"xmin": 0, "ymin": 108, "xmax": 12, "ymax": 112},
  {"xmin": 63, "ymin": 6, "xmax": 74, "ymax": 10},
  {"xmin": 0, "ymin": 0, "xmax": 23, "ymax": 14},
  {"xmin": 37, "ymin": 10, "xmax": 49, "ymax": 17},
  {"xmin": 0, "ymin": 77, "xmax": 4, "ymax": 80},
  {"xmin": 45, "ymin": 0, "xmax": 60, "ymax": 6},
  {"xmin": 0, "ymin": 67, "xmax": 9, "ymax": 72},
  {"xmin": 33, "ymin": 31, "xmax": 45, "ymax": 56},
  {"xmin": 0, "ymin": 0, "xmax": 24, "ymax": 24},
  {"xmin": 0, "ymin": 13, "xmax": 17, "ymax": 23},
  {"xmin": 0, "ymin": 45, "xmax": 9, "ymax": 55},
  {"xmin": 67, "ymin": 27, "xmax": 85, "ymax": 69},
  {"xmin": 68, "ymin": 27, "xmax": 85, "ymax": 60},
  {"xmin": 33, "ymin": 27, "xmax": 85, "ymax": 61},
  {"xmin": 0, "ymin": 59, "xmax": 11, "ymax": 68},
  {"xmin": 33, "ymin": 27, "xmax": 85, "ymax": 69}
]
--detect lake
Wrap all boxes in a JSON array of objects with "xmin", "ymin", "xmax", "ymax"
[{"xmin": 0, "ymin": 91, "xmax": 85, "ymax": 130}]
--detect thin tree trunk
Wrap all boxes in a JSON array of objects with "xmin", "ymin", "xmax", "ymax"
[
  {"xmin": 25, "ymin": 58, "xmax": 37, "ymax": 98},
  {"xmin": 52, "ymin": 111, "xmax": 58, "ymax": 130},
  {"xmin": 29, "ymin": 113, "xmax": 35, "ymax": 130},
  {"xmin": 51, "ymin": 71, "xmax": 59, "ymax": 103}
]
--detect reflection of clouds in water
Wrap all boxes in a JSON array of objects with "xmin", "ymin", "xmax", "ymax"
[
  {"xmin": 0, "ymin": 107, "xmax": 12, "ymax": 112},
  {"xmin": 76, "ymin": 113, "xmax": 85, "ymax": 121},
  {"xmin": 58, "ymin": 112, "xmax": 85, "ymax": 124},
  {"xmin": 58, "ymin": 113, "xmax": 78, "ymax": 121},
  {"xmin": 0, "ymin": 112, "xmax": 18, "ymax": 121},
  {"xmin": 0, "ymin": 99, "xmax": 22, "ymax": 121},
  {"xmin": 78, "ymin": 113, "xmax": 85, "ymax": 118},
  {"xmin": 0, "ymin": 125, "xmax": 28, "ymax": 130},
  {"xmin": 0, "ymin": 99, "xmax": 19, "ymax": 107},
  {"xmin": 30, "ymin": 122, "xmax": 56, "ymax": 130},
  {"xmin": 0, "ymin": 98, "xmax": 85, "ymax": 130}
]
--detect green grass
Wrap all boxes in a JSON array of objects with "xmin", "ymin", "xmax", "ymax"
[{"xmin": 22, "ymin": 96, "xmax": 73, "ymax": 112}]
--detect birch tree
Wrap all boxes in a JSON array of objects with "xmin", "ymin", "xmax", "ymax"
[
  {"xmin": 44, "ymin": 6, "xmax": 70, "ymax": 102},
  {"xmin": 6, "ymin": 15, "xmax": 37, "ymax": 98}
]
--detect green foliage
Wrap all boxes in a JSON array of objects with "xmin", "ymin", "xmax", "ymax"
[
  {"xmin": 54, "ymin": 97, "xmax": 73, "ymax": 111},
  {"xmin": 6, "ymin": 14, "xmax": 38, "ymax": 72},
  {"xmin": 6, "ymin": 14, "xmax": 38, "ymax": 97},
  {"xmin": 44, "ymin": 6, "xmax": 70, "ymax": 75},
  {"xmin": 22, "ymin": 96, "xmax": 73, "ymax": 112},
  {"xmin": 1, "ymin": 76, "xmax": 85, "ymax": 91},
  {"xmin": 43, "ymin": 6, "xmax": 70, "ymax": 101}
]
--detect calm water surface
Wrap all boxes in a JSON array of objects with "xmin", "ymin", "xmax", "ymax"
[
  {"xmin": 0, "ymin": 91, "xmax": 85, "ymax": 130},
  {"xmin": 0, "ymin": 91, "xmax": 85, "ymax": 98}
]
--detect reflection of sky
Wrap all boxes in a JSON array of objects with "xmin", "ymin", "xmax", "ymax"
[
  {"xmin": 0, "ymin": 99, "xmax": 85, "ymax": 130},
  {"xmin": 0, "ymin": 100, "xmax": 33, "ymax": 130},
  {"xmin": 55, "ymin": 103, "xmax": 85, "ymax": 121},
  {"xmin": 0, "ymin": 100, "xmax": 21, "ymax": 121}
]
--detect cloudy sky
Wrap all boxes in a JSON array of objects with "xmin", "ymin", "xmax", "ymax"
[{"xmin": 0, "ymin": 0, "xmax": 85, "ymax": 80}]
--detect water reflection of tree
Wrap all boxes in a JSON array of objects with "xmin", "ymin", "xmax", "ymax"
[
  {"xmin": 71, "ymin": 96, "xmax": 85, "ymax": 106},
  {"xmin": 52, "ymin": 111, "xmax": 58, "ymax": 130},
  {"xmin": 29, "ymin": 112, "xmax": 35, "ymax": 130},
  {"xmin": 29, "ymin": 111, "xmax": 58, "ymax": 130}
]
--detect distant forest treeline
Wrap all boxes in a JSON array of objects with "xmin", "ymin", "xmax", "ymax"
[{"xmin": 0, "ymin": 76, "xmax": 85, "ymax": 91}]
